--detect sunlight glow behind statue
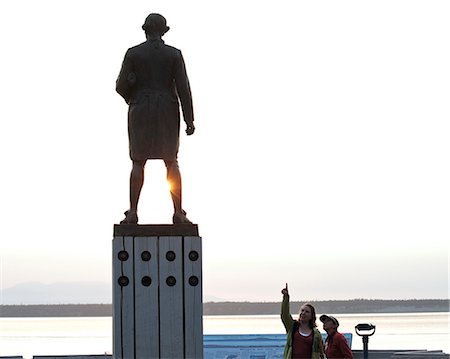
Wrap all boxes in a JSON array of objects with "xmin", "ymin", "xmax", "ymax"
[{"xmin": 116, "ymin": 13, "xmax": 195, "ymax": 225}]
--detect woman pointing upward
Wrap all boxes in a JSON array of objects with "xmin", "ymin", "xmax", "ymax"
[{"xmin": 280, "ymin": 284, "xmax": 324, "ymax": 359}]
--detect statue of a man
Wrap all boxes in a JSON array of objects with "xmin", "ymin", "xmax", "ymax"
[{"xmin": 116, "ymin": 13, "xmax": 195, "ymax": 224}]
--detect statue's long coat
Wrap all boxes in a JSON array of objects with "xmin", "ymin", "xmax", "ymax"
[{"xmin": 116, "ymin": 39, "xmax": 194, "ymax": 161}]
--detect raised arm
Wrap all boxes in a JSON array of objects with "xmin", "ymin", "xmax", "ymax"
[{"xmin": 280, "ymin": 283, "xmax": 294, "ymax": 333}]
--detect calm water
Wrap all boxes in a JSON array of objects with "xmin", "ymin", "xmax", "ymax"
[{"xmin": 0, "ymin": 313, "xmax": 448, "ymax": 358}]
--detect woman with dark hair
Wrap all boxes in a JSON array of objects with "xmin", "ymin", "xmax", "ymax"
[{"xmin": 281, "ymin": 284, "xmax": 324, "ymax": 359}]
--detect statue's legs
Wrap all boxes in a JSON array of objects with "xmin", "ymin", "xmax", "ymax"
[
  {"xmin": 130, "ymin": 160, "xmax": 146, "ymax": 212},
  {"xmin": 164, "ymin": 160, "xmax": 192, "ymax": 224},
  {"xmin": 121, "ymin": 160, "xmax": 146, "ymax": 224},
  {"xmin": 121, "ymin": 159, "xmax": 191, "ymax": 224}
]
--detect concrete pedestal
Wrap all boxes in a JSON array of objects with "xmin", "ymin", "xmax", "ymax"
[{"xmin": 112, "ymin": 224, "xmax": 202, "ymax": 359}]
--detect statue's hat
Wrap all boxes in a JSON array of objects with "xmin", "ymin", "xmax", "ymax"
[{"xmin": 142, "ymin": 13, "xmax": 170, "ymax": 35}]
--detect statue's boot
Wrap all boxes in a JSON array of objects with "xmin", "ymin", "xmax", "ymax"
[
  {"xmin": 173, "ymin": 209, "xmax": 192, "ymax": 224},
  {"xmin": 120, "ymin": 210, "xmax": 138, "ymax": 224}
]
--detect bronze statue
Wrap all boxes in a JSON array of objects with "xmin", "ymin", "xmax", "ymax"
[{"xmin": 116, "ymin": 13, "xmax": 195, "ymax": 225}]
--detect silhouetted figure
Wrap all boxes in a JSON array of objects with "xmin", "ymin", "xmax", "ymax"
[{"xmin": 116, "ymin": 13, "xmax": 195, "ymax": 224}]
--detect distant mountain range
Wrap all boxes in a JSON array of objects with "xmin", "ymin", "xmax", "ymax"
[
  {"xmin": 1, "ymin": 299, "xmax": 448, "ymax": 317},
  {"xmin": 2, "ymin": 282, "xmax": 448, "ymax": 314},
  {"xmin": 1, "ymin": 281, "xmax": 112, "ymax": 305},
  {"xmin": 0, "ymin": 281, "xmax": 224, "ymax": 305}
]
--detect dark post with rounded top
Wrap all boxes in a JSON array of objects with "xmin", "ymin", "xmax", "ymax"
[{"xmin": 355, "ymin": 323, "xmax": 376, "ymax": 359}]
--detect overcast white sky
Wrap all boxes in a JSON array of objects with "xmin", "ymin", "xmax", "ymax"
[{"xmin": 0, "ymin": 0, "xmax": 448, "ymax": 303}]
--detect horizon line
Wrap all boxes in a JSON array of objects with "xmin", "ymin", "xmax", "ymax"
[{"xmin": 1, "ymin": 298, "xmax": 449, "ymax": 306}]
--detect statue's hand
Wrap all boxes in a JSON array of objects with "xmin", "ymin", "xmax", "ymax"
[{"xmin": 186, "ymin": 123, "xmax": 195, "ymax": 135}]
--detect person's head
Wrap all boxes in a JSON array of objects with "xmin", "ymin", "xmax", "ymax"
[
  {"xmin": 298, "ymin": 303, "xmax": 317, "ymax": 329},
  {"xmin": 320, "ymin": 314, "xmax": 339, "ymax": 334},
  {"xmin": 142, "ymin": 13, "xmax": 170, "ymax": 38}
]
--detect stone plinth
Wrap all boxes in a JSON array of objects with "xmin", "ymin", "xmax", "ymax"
[{"xmin": 112, "ymin": 224, "xmax": 202, "ymax": 359}]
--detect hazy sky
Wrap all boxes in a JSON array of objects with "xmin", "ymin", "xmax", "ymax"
[{"xmin": 0, "ymin": 0, "xmax": 448, "ymax": 303}]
